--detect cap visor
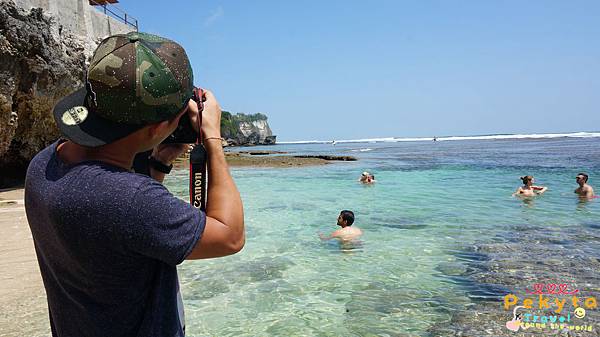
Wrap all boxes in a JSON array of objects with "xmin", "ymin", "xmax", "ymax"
[{"xmin": 53, "ymin": 88, "xmax": 144, "ymax": 147}]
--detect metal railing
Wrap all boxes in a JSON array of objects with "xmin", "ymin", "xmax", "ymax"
[{"xmin": 89, "ymin": 0, "xmax": 139, "ymax": 31}]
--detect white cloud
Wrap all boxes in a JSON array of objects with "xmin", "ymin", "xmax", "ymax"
[{"xmin": 204, "ymin": 6, "xmax": 224, "ymax": 26}]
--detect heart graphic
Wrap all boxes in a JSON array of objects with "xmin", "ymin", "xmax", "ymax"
[
  {"xmin": 527, "ymin": 283, "xmax": 544, "ymax": 294},
  {"xmin": 546, "ymin": 283, "xmax": 557, "ymax": 294},
  {"xmin": 557, "ymin": 284, "xmax": 578, "ymax": 294},
  {"xmin": 506, "ymin": 320, "xmax": 520, "ymax": 332},
  {"xmin": 558, "ymin": 284, "xmax": 568, "ymax": 294}
]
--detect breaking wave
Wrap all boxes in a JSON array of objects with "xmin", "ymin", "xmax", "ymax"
[{"xmin": 278, "ymin": 132, "xmax": 600, "ymax": 145}]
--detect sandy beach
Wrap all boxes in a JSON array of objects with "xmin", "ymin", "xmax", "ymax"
[{"xmin": 0, "ymin": 188, "xmax": 50, "ymax": 337}]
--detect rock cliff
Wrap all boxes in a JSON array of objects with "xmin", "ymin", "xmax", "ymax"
[
  {"xmin": 0, "ymin": 1, "xmax": 275, "ymax": 187},
  {"xmin": 220, "ymin": 111, "xmax": 276, "ymax": 146},
  {"xmin": 0, "ymin": 1, "xmax": 89, "ymax": 185}
]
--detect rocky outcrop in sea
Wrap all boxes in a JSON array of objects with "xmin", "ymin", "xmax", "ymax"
[{"xmin": 221, "ymin": 111, "xmax": 276, "ymax": 146}]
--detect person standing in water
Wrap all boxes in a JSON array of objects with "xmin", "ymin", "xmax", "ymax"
[
  {"xmin": 575, "ymin": 172, "xmax": 595, "ymax": 199},
  {"xmin": 513, "ymin": 175, "xmax": 548, "ymax": 197},
  {"xmin": 319, "ymin": 210, "xmax": 363, "ymax": 241},
  {"xmin": 359, "ymin": 171, "xmax": 375, "ymax": 184}
]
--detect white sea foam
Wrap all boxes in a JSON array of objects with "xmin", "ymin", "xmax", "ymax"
[{"xmin": 278, "ymin": 132, "xmax": 600, "ymax": 145}]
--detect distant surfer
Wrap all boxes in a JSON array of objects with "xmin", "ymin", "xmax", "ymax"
[
  {"xmin": 319, "ymin": 210, "xmax": 363, "ymax": 242},
  {"xmin": 433, "ymin": 136, "xmax": 437, "ymax": 142},
  {"xmin": 575, "ymin": 172, "xmax": 595, "ymax": 199},
  {"xmin": 332, "ymin": 140, "xmax": 337, "ymax": 146},
  {"xmin": 513, "ymin": 175, "xmax": 548, "ymax": 197}
]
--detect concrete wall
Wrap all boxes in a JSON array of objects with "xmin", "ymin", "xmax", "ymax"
[{"xmin": 7, "ymin": 0, "xmax": 134, "ymax": 40}]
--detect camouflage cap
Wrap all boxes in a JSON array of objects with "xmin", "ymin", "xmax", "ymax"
[{"xmin": 53, "ymin": 31, "xmax": 194, "ymax": 147}]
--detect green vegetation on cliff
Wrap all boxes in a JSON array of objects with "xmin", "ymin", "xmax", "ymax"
[{"xmin": 220, "ymin": 111, "xmax": 268, "ymax": 139}]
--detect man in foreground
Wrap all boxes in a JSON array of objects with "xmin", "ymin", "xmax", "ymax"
[
  {"xmin": 320, "ymin": 210, "xmax": 363, "ymax": 242},
  {"xmin": 24, "ymin": 32, "xmax": 244, "ymax": 337},
  {"xmin": 575, "ymin": 172, "xmax": 595, "ymax": 199}
]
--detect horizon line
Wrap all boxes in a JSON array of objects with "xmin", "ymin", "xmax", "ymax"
[{"xmin": 277, "ymin": 131, "xmax": 600, "ymax": 145}]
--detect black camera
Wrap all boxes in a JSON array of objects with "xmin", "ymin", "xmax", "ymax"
[
  {"xmin": 162, "ymin": 112, "xmax": 198, "ymax": 143},
  {"xmin": 162, "ymin": 88, "xmax": 204, "ymax": 144}
]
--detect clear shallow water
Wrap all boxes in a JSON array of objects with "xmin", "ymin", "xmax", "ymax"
[{"xmin": 166, "ymin": 138, "xmax": 600, "ymax": 337}]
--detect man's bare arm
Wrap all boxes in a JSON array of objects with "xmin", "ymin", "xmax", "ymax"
[
  {"xmin": 319, "ymin": 233, "xmax": 330, "ymax": 241},
  {"xmin": 319, "ymin": 230, "xmax": 342, "ymax": 241}
]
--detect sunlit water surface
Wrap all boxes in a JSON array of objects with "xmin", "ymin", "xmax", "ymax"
[{"xmin": 165, "ymin": 138, "xmax": 600, "ymax": 337}]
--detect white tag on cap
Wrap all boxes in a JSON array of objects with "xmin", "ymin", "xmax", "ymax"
[{"xmin": 62, "ymin": 106, "xmax": 88, "ymax": 126}]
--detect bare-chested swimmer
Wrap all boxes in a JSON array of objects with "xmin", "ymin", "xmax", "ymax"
[
  {"xmin": 513, "ymin": 175, "xmax": 548, "ymax": 197},
  {"xmin": 575, "ymin": 172, "xmax": 595, "ymax": 199},
  {"xmin": 319, "ymin": 210, "xmax": 363, "ymax": 242}
]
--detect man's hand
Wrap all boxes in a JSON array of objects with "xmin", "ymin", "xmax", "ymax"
[
  {"xmin": 188, "ymin": 89, "xmax": 222, "ymax": 140},
  {"xmin": 148, "ymin": 143, "xmax": 190, "ymax": 183},
  {"xmin": 151, "ymin": 143, "xmax": 190, "ymax": 165}
]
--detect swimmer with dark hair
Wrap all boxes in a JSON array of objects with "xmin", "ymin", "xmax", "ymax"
[
  {"xmin": 575, "ymin": 172, "xmax": 595, "ymax": 199},
  {"xmin": 359, "ymin": 171, "xmax": 376, "ymax": 184},
  {"xmin": 513, "ymin": 175, "xmax": 547, "ymax": 197},
  {"xmin": 319, "ymin": 210, "xmax": 363, "ymax": 242}
]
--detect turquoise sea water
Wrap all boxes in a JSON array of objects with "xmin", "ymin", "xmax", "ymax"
[{"xmin": 165, "ymin": 137, "xmax": 600, "ymax": 337}]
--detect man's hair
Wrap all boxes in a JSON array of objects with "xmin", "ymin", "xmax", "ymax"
[
  {"xmin": 340, "ymin": 210, "xmax": 355, "ymax": 226},
  {"xmin": 577, "ymin": 172, "xmax": 589, "ymax": 182}
]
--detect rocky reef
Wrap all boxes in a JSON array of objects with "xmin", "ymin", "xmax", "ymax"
[
  {"xmin": 222, "ymin": 150, "xmax": 356, "ymax": 167},
  {"xmin": 0, "ymin": 1, "xmax": 90, "ymax": 186},
  {"xmin": 428, "ymin": 222, "xmax": 600, "ymax": 337}
]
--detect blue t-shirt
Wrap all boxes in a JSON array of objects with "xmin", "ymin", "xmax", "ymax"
[{"xmin": 24, "ymin": 141, "xmax": 205, "ymax": 337}]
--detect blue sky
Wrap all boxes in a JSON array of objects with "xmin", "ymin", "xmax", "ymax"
[{"xmin": 113, "ymin": 1, "xmax": 599, "ymax": 141}]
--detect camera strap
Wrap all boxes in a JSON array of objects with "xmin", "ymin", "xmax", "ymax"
[{"xmin": 189, "ymin": 88, "xmax": 208, "ymax": 210}]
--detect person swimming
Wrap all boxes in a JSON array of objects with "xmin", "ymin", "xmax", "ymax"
[
  {"xmin": 575, "ymin": 172, "xmax": 595, "ymax": 199},
  {"xmin": 319, "ymin": 210, "xmax": 363, "ymax": 242},
  {"xmin": 513, "ymin": 175, "xmax": 548, "ymax": 197},
  {"xmin": 359, "ymin": 171, "xmax": 376, "ymax": 184}
]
